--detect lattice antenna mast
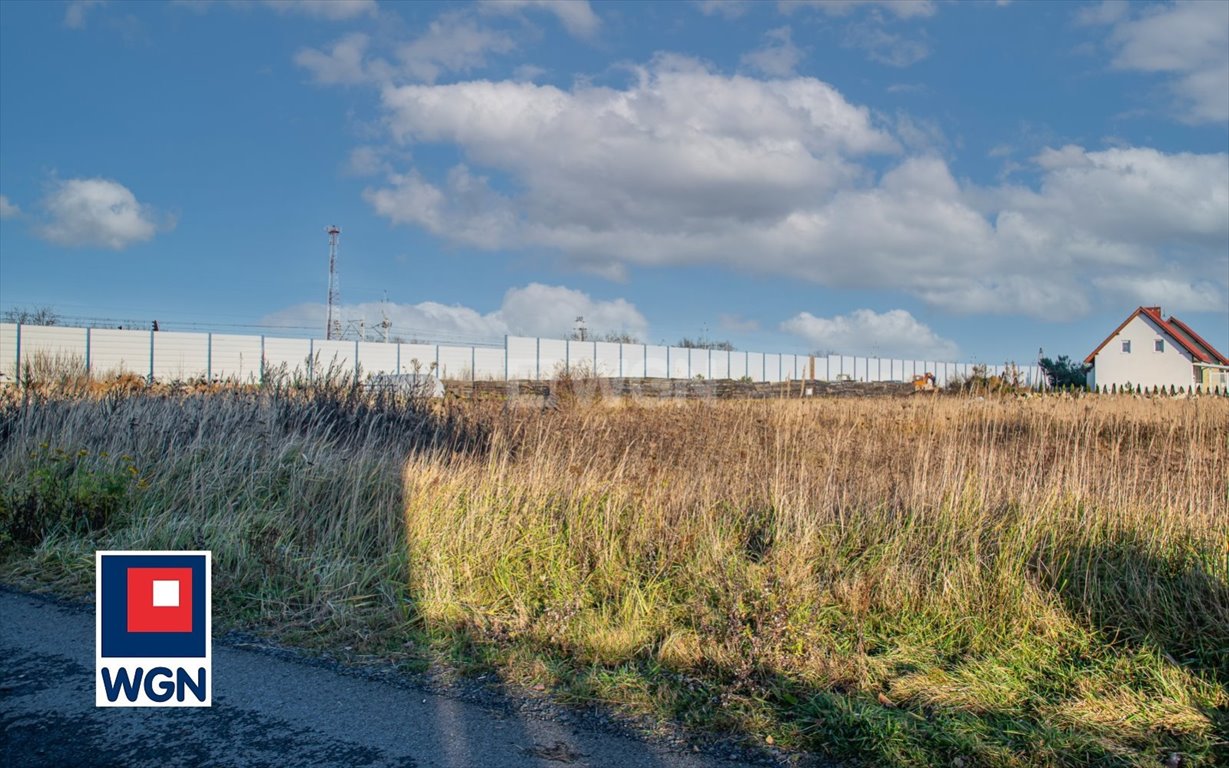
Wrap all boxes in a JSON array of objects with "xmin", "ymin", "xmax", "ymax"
[
  {"xmin": 325, "ymin": 225, "xmax": 341, "ymax": 340},
  {"xmin": 378, "ymin": 291, "xmax": 393, "ymax": 343}
]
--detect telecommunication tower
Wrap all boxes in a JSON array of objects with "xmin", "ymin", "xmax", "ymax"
[{"xmin": 325, "ymin": 225, "xmax": 341, "ymax": 340}]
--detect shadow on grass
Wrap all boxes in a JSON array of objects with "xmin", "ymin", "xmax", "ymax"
[
  {"xmin": 1035, "ymin": 538, "xmax": 1229, "ymax": 765},
  {"xmin": 419, "ymin": 534, "xmax": 1229, "ymax": 767},
  {"xmin": 1038, "ymin": 540, "xmax": 1228, "ymax": 685}
]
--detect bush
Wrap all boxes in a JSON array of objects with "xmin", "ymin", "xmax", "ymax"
[{"xmin": 0, "ymin": 445, "xmax": 141, "ymax": 549}]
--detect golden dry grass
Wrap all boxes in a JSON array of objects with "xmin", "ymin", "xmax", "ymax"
[{"xmin": 2, "ymin": 383, "xmax": 1226, "ymax": 766}]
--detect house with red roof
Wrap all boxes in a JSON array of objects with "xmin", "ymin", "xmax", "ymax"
[{"xmin": 1085, "ymin": 307, "xmax": 1229, "ymax": 392}]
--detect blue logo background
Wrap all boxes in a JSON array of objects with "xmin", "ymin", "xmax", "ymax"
[{"xmin": 99, "ymin": 554, "xmax": 208, "ymax": 658}]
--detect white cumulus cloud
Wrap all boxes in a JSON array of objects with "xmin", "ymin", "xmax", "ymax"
[
  {"xmin": 1091, "ymin": 274, "xmax": 1225, "ymax": 313},
  {"xmin": 782, "ymin": 308, "xmax": 958, "ymax": 359},
  {"xmin": 263, "ymin": 283, "xmax": 648, "ymax": 343},
  {"xmin": 312, "ymin": 51, "xmax": 1226, "ymax": 320},
  {"xmin": 36, "ymin": 178, "xmax": 169, "ymax": 250}
]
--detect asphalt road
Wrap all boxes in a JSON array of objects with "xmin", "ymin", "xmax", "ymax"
[{"xmin": 0, "ymin": 589, "xmax": 763, "ymax": 768}]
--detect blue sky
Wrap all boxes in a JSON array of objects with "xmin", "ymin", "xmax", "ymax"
[{"xmin": 1, "ymin": 0, "xmax": 1226, "ymax": 362}]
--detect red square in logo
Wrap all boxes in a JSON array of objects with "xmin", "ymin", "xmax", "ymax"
[{"xmin": 127, "ymin": 568, "xmax": 193, "ymax": 633}]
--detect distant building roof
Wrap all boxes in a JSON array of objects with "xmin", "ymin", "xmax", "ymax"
[{"xmin": 1084, "ymin": 306, "xmax": 1228, "ymax": 366}]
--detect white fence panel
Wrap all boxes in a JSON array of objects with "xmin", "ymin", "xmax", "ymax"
[
  {"xmin": 0, "ymin": 324, "xmax": 16, "ymax": 380},
  {"xmin": 688, "ymin": 348, "xmax": 710, "ymax": 379},
  {"xmin": 726, "ymin": 351, "xmax": 744, "ymax": 380},
  {"xmin": 313, "ymin": 339, "xmax": 354, "ymax": 378},
  {"xmin": 747, "ymin": 352, "xmax": 764, "ymax": 382},
  {"xmin": 644, "ymin": 345, "xmax": 668, "ymax": 378},
  {"xmin": 664, "ymin": 347, "xmax": 686, "ymax": 379},
  {"xmin": 764, "ymin": 353, "xmax": 781, "ymax": 382},
  {"xmin": 153, "ymin": 332, "xmax": 208, "ymax": 381},
  {"xmin": 474, "ymin": 348, "xmax": 505, "ymax": 380},
  {"xmin": 91, "ymin": 329, "xmax": 151, "ymax": 377},
  {"xmin": 565, "ymin": 341, "xmax": 591, "ymax": 374},
  {"xmin": 358, "ymin": 341, "xmax": 398, "ymax": 377},
  {"xmin": 595, "ymin": 342, "xmax": 622, "ymax": 377},
  {"xmin": 211, "ymin": 334, "xmax": 262, "ymax": 382},
  {"xmin": 398, "ymin": 343, "xmax": 437, "ymax": 375},
  {"xmin": 436, "ymin": 345, "xmax": 473, "ymax": 380},
  {"xmin": 506, "ymin": 337, "xmax": 538, "ymax": 379},
  {"xmin": 836, "ymin": 356, "xmax": 852, "ymax": 379},
  {"xmin": 23, "ymin": 326, "xmax": 88, "ymax": 366},
  {"xmin": 264, "ymin": 337, "xmax": 311, "ymax": 378},
  {"xmin": 0, "ymin": 324, "xmax": 1059, "ymax": 391},
  {"xmin": 538, "ymin": 339, "xmax": 567, "ymax": 378},
  {"xmin": 621, "ymin": 343, "xmax": 645, "ymax": 378}
]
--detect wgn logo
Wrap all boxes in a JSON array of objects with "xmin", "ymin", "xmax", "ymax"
[{"xmin": 96, "ymin": 551, "xmax": 212, "ymax": 707}]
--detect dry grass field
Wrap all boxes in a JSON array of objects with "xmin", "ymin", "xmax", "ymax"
[{"xmin": 1, "ymin": 379, "xmax": 1226, "ymax": 766}]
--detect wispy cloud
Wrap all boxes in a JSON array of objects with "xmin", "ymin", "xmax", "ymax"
[
  {"xmin": 1082, "ymin": 0, "xmax": 1229, "ymax": 123},
  {"xmin": 741, "ymin": 27, "xmax": 805, "ymax": 77},
  {"xmin": 0, "ymin": 195, "xmax": 20, "ymax": 220}
]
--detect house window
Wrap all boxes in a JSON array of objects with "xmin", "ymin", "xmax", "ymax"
[
  {"xmin": 1122, "ymin": 340, "xmax": 1131, "ymax": 353},
  {"xmin": 1155, "ymin": 339, "xmax": 1164, "ymax": 352}
]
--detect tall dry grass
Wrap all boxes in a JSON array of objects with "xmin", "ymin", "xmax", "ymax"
[{"xmin": 1, "ymin": 385, "xmax": 1226, "ymax": 766}]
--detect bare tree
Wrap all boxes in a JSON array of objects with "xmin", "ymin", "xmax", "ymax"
[
  {"xmin": 677, "ymin": 336, "xmax": 734, "ymax": 351},
  {"xmin": 3, "ymin": 305, "xmax": 60, "ymax": 326}
]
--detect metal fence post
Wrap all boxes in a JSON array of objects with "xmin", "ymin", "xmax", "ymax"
[
  {"xmin": 396, "ymin": 342, "xmax": 402, "ymax": 375},
  {"xmin": 148, "ymin": 328, "xmax": 155, "ymax": 384},
  {"xmin": 435, "ymin": 345, "xmax": 440, "ymax": 379},
  {"xmin": 471, "ymin": 346, "xmax": 476, "ymax": 383},
  {"xmin": 354, "ymin": 340, "xmax": 360, "ymax": 379},
  {"xmin": 14, "ymin": 323, "xmax": 21, "ymax": 386},
  {"xmin": 504, "ymin": 336, "xmax": 509, "ymax": 381},
  {"xmin": 619, "ymin": 342, "xmax": 624, "ymax": 378},
  {"xmin": 536, "ymin": 337, "xmax": 541, "ymax": 381},
  {"xmin": 85, "ymin": 327, "xmax": 91, "ymax": 379},
  {"xmin": 260, "ymin": 335, "xmax": 266, "ymax": 384},
  {"xmin": 307, "ymin": 338, "xmax": 312, "ymax": 383}
]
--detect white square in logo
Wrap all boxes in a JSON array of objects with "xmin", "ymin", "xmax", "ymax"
[{"xmin": 152, "ymin": 580, "xmax": 180, "ymax": 607}]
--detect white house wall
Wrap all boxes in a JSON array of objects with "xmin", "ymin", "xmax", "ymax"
[{"xmin": 1091, "ymin": 314, "xmax": 1196, "ymax": 390}]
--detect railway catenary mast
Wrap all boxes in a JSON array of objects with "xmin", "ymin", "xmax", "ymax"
[{"xmin": 325, "ymin": 225, "xmax": 341, "ymax": 341}]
